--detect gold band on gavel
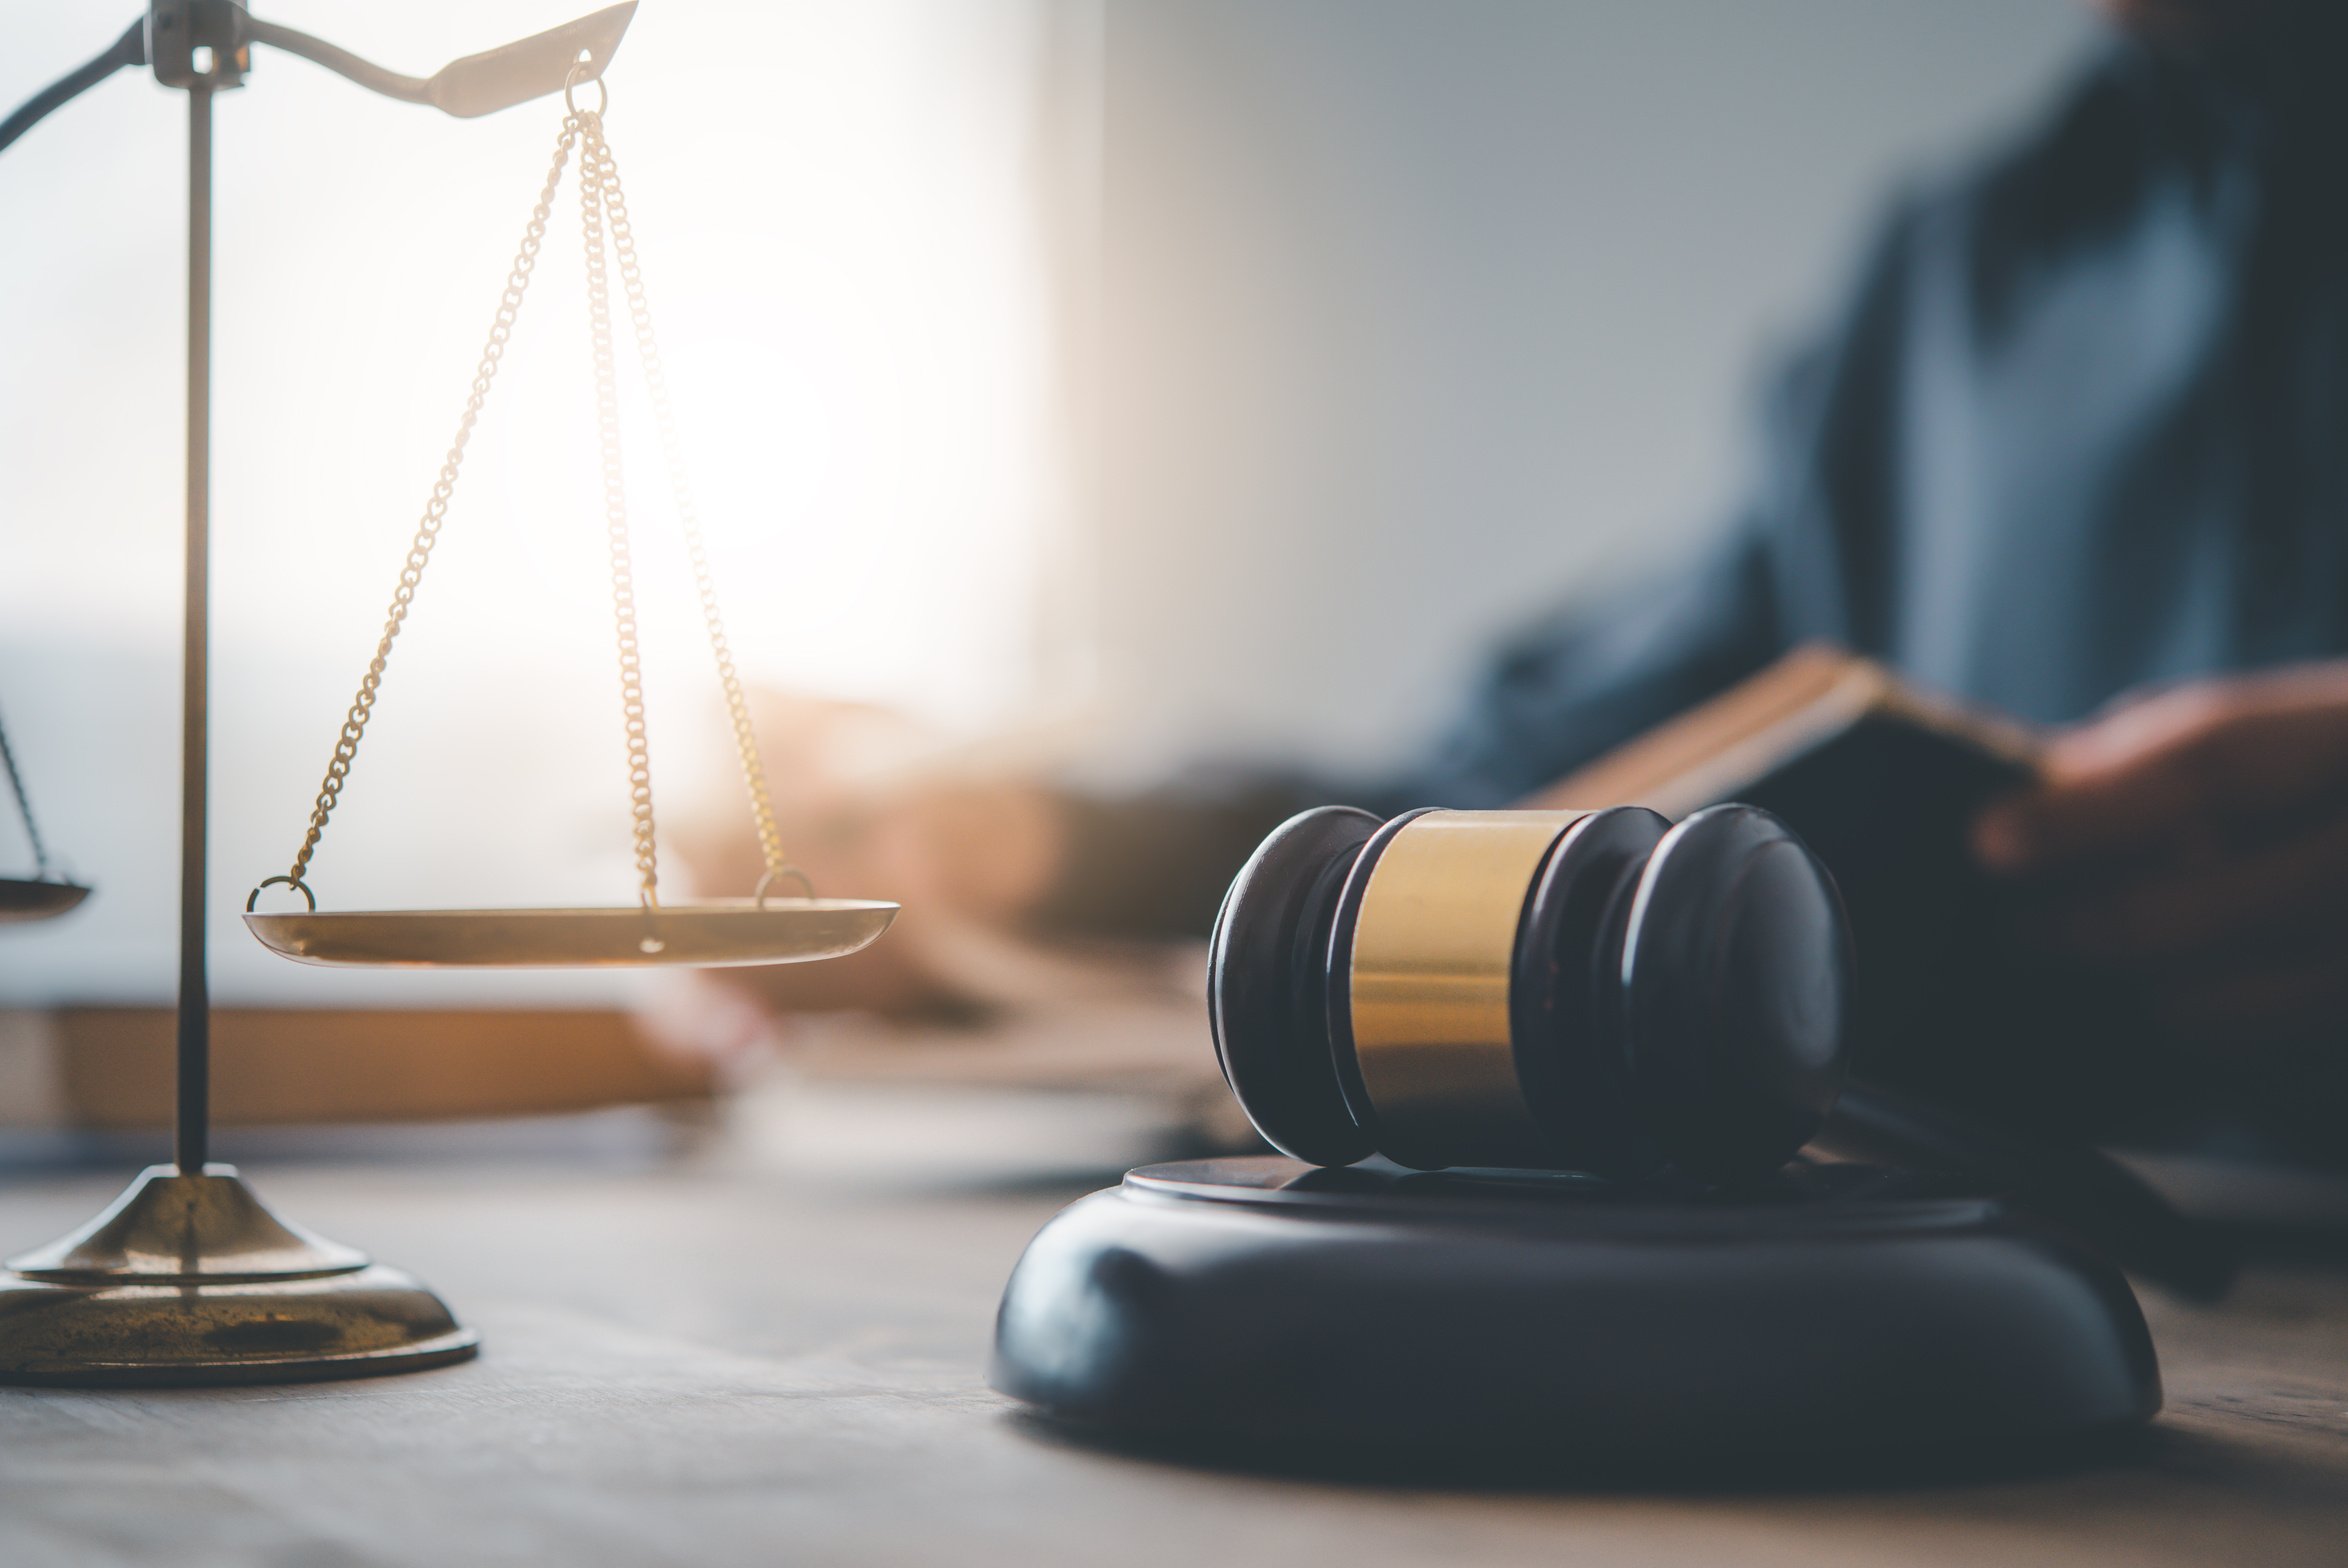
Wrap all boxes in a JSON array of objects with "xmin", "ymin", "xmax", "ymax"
[{"xmin": 1347, "ymin": 810, "xmax": 1591, "ymax": 1168}]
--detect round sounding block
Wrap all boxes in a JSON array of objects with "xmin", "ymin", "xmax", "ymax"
[{"xmin": 991, "ymin": 1155, "xmax": 2159, "ymax": 1477}]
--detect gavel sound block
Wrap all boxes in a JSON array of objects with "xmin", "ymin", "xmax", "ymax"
[{"xmin": 991, "ymin": 806, "xmax": 2165, "ymax": 1473}]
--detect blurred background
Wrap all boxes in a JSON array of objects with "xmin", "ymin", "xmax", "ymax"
[
  {"xmin": 0, "ymin": 1, "xmax": 2096, "ymax": 1161},
  {"xmin": 0, "ymin": 0, "xmax": 2093, "ymax": 1006}
]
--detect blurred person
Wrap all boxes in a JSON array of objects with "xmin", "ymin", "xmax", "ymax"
[{"xmin": 685, "ymin": 0, "xmax": 2348, "ymax": 1152}]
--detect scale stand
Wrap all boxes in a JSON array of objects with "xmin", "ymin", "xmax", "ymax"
[{"xmin": 0, "ymin": 0, "xmax": 638, "ymax": 1385}]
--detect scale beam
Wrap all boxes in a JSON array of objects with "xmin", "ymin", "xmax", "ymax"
[
  {"xmin": 0, "ymin": 19, "xmax": 146, "ymax": 154},
  {"xmin": 0, "ymin": 3, "xmax": 635, "ymax": 155},
  {"xmin": 243, "ymin": 3, "xmax": 636, "ymax": 119}
]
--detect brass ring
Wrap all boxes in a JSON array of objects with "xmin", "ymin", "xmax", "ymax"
[
  {"xmin": 755, "ymin": 866, "xmax": 816, "ymax": 909},
  {"xmin": 564, "ymin": 58, "xmax": 608, "ymax": 118},
  {"xmin": 1346, "ymin": 810, "xmax": 1588, "ymax": 1168},
  {"xmin": 246, "ymin": 875, "xmax": 317, "ymax": 914}
]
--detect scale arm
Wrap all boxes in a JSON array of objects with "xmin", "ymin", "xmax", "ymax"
[
  {"xmin": 2, "ymin": 1, "xmax": 635, "ymax": 158},
  {"xmin": 242, "ymin": 2, "xmax": 636, "ymax": 119},
  {"xmin": 0, "ymin": 18, "xmax": 147, "ymax": 157}
]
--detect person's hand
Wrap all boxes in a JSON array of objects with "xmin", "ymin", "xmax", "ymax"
[
  {"xmin": 668, "ymin": 693, "xmax": 1073, "ymax": 1021},
  {"xmin": 1972, "ymin": 664, "xmax": 2348, "ymax": 1064}
]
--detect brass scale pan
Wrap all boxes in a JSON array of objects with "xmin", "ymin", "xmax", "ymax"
[
  {"xmin": 0, "ymin": 878, "xmax": 91, "ymax": 924},
  {"xmin": 243, "ymin": 898, "xmax": 897, "ymax": 970},
  {"xmin": 2, "ymin": 857, "xmax": 885, "ymax": 965}
]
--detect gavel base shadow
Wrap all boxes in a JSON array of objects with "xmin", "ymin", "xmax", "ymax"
[{"xmin": 990, "ymin": 806, "xmax": 2226, "ymax": 1478}]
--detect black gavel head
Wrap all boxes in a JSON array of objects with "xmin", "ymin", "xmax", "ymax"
[{"xmin": 1208, "ymin": 804, "xmax": 1853, "ymax": 1181}]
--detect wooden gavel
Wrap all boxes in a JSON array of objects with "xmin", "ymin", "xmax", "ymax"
[{"xmin": 1209, "ymin": 803, "xmax": 1852, "ymax": 1180}]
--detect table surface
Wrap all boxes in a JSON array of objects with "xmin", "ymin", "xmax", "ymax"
[{"xmin": 3, "ymin": 1139, "xmax": 2347, "ymax": 1568}]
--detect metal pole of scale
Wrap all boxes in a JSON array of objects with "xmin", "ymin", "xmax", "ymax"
[
  {"xmin": 178, "ymin": 74, "xmax": 213, "ymax": 1176},
  {"xmin": 0, "ymin": 0, "xmax": 486, "ymax": 1383}
]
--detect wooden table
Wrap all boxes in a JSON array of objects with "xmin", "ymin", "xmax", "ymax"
[{"xmin": 3, "ymin": 1146, "xmax": 2346, "ymax": 1567}]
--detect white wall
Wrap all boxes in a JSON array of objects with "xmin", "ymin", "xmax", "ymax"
[{"xmin": 1084, "ymin": 0, "xmax": 2098, "ymax": 779}]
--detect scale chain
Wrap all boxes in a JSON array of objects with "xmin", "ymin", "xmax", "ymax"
[
  {"xmin": 0, "ymin": 704, "xmax": 54, "ymax": 877},
  {"xmin": 586, "ymin": 119, "xmax": 795, "ymax": 889},
  {"xmin": 271, "ymin": 85, "xmax": 796, "ymax": 910},
  {"xmin": 578, "ymin": 118, "xmax": 662, "ymax": 908},
  {"xmin": 278, "ymin": 119, "xmax": 582, "ymax": 894}
]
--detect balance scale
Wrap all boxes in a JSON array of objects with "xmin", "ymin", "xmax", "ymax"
[{"xmin": 0, "ymin": 1, "xmax": 894, "ymax": 1383}]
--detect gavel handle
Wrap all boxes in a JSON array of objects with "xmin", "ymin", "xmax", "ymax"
[{"xmin": 1817, "ymin": 1083, "xmax": 2239, "ymax": 1302}]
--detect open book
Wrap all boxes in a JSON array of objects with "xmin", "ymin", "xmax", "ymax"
[
  {"xmin": 1524, "ymin": 643, "xmax": 2039, "ymax": 817},
  {"xmin": 1521, "ymin": 646, "xmax": 2142, "ymax": 1134}
]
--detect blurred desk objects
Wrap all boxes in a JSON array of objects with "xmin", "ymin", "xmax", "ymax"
[
  {"xmin": 700, "ymin": 940, "xmax": 1249, "ymax": 1185},
  {"xmin": 0, "ymin": 1006, "xmax": 716, "ymax": 1168},
  {"xmin": 0, "ymin": 938, "xmax": 1242, "ymax": 1180}
]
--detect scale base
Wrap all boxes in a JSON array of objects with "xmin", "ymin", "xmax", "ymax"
[{"xmin": 0, "ymin": 1164, "xmax": 477, "ymax": 1386}]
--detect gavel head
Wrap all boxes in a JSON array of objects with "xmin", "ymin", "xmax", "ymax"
[{"xmin": 1208, "ymin": 804, "xmax": 1853, "ymax": 1181}]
